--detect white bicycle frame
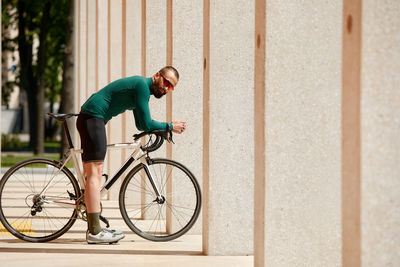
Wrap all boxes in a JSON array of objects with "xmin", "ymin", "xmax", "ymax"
[{"xmin": 39, "ymin": 138, "xmax": 161, "ymax": 208}]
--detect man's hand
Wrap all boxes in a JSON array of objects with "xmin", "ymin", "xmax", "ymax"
[{"xmin": 171, "ymin": 121, "xmax": 186, "ymax": 134}]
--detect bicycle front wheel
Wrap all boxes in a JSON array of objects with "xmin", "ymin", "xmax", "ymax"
[
  {"xmin": 0, "ymin": 158, "xmax": 80, "ymax": 242},
  {"xmin": 119, "ymin": 158, "xmax": 201, "ymax": 241}
]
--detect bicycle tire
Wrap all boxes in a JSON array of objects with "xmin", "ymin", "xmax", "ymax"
[
  {"xmin": 119, "ymin": 158, "xmax": 201, "ymax": 241},
  {"xmin": 0, "ymin": 158, "xmax": 80, "ymax": 242}
]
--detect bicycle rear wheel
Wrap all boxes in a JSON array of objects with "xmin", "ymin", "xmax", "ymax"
[
  {"xmin": 0, "ymin": 158, "xmax": 80, "ymax": 242},
  {"xmin": 119, "ymin": 158, "xmax": 201, "ymax": 241}
]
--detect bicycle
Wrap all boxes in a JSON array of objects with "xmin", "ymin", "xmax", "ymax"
[{"xmin": 0, "ymin": 113, "xmax": 201, "ymax": 243}]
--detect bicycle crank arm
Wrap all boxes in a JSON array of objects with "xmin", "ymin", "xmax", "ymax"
[{"xmin": 99, "ymin": 214, "xmax": 110, "ymax": 228}]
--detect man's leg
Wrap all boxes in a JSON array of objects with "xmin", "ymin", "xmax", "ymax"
[
  {"xmin": 77, "ymin": 114, "xmax": 124, "ymax": 243},
  {"xmin": 84, "ymin": 161, "xmax": 104, "ymax": 235}
]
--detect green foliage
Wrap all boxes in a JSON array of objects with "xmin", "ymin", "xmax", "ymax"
[
  {"xmin": 1, "ymin": 134, "xmax": 24, "ymax": 149},
  {"xmin": 1, "ymin": 134, "xmax": 61, "ymax": 151},
  {"xmin": 1, "ymin": 0, "xmax": 70, "ymax": 106},
  {"xmin": 2, "ymin": 1, "xmax": 18, "ymax": 105},
  {"xmin": 1, "ymin": 154, "xmax": 74, "ymax": 168}
]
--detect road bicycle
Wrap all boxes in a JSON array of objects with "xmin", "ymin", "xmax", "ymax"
[{"xmin": 0, "ymin": 113, "xmax": 201, "ymax": 243}]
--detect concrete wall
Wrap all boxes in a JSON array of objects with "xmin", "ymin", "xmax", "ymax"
[
  {"xmin": 172, "ymin": 0, "xmax": 203, "ymax": 235},
  {"xmin": 262, "ymin": 1, "xmax": 342, "ymax": 265},
  {"xmin": 361, "ymin": 1, "xmax": 400, "ymax": 266},
  {"xmin": 205, "ymin": 0, "xmax": 255, "ymax": 255},
  {"xmin": 71, "ymin": 0, "xmax": 400, "ymax": 263}
]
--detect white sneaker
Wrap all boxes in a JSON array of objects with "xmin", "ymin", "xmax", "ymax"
[
  {"xmin": 103, "ymin": 228, "xmax": 124, "ymax": 235},
  {"xmin": 86, "ymin": 228, "xmax": 125, "ymax": 244}
]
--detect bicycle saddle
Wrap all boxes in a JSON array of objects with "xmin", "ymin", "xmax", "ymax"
[{"xmin": 47, "ymin": 112, "xmax": 79, "ymax": 121}]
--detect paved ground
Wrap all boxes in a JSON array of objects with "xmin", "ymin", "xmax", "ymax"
[
  {"xmin": 0, "ymin": 231, "xmax": 253, "ymax": 267},
  {"xmin": 0, "ymin": 199, "xmax": 253, "ymax": 267},
  {"xmin": 4, "ymin": 254, "xmax": 253, "ymax": 267},
  {"xmin": 0, "ymin": 234, "xmax": 253, "ymax": 267}
]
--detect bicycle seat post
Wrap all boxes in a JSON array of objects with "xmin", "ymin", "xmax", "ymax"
[
  {"xmin": 63, "ymin": 120, "xmax": 74, "ymax": 149},
  {"xmin": 47, "ymin": 113, "xmax": 78, "ymax": 149}
]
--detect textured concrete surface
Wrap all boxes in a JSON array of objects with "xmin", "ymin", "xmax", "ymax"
[
  {"xmin": 146, "ymin": 0, "xmax": 167, "ymax": 159},
  {"xmin": 207, "ymin": 0, "xmax": 254, "ymax": 256},
  {"xmin": 125, "ymin": 0, "xmax": 142, "ymax": 139},
  {"xmin": 78, "ymin": 0, "xmax": 87, "ymax": 109},
  {"xmin": 106, "ymin": 0, "xmax": 124, "ymax": 200},
  {"xmin": 361, "ymin": 1, "xmax": 400, "ymax": 266},
  {"xmin": 97, "ymin": 0, "xmax": 108, "ymax": 91},
  {"xmin": 172, "ymin": 0, "xmax": 204, "ymax": 236},
  {"xmin": 2, "ymin": 253, "xmax": 252, "ymax": 267},
  {"xmin": 263, "ymin": 1, "xmax": 342, "ymax": 266}
]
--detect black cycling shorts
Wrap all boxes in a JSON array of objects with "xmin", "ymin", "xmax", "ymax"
[{"xmin": 76, "ymin": 113, "xmax": 107, "ymax": 162}]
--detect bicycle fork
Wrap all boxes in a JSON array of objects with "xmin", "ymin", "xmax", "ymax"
[{"xmin": 142, "ymin": 163, "xmax": 165, "ymax": 204}]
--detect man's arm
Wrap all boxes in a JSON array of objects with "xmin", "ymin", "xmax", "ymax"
[{"xmin": 132, "ymin": 93, "xmax": 172, "ymax": 132}]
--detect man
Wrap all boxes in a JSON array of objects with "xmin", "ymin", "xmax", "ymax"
[{"xmin": 76, "ymin": 66, "xmax": 186, "ymax": 244}]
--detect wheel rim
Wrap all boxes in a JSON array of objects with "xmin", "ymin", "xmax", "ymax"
[
  {"xmin": 0, "ymin": 159, "xmax": 79, "ymax": 241},
  {"xmin": 121, "ymin": 159, "xmax": 201, "ymax": 241}
]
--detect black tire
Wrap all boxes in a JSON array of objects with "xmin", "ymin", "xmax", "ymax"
[
  {"xmin": 0, "ymin": 158, "xmax": 80, "ymax": 242},
  {"xmin": 119, "ymin": 158, "xmax": 201, "ymax": 241}
]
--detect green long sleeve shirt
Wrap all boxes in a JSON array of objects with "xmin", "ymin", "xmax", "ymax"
[{"xmin": 80, "ymin": 76, "xmax": 172, "ymax": 131}]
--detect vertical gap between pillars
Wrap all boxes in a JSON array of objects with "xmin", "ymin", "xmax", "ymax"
[
  {"xmin": 95, "ymin": 0, "xmax": 98, "ymax": 92},
  {"xmin": 85, "ymin": 0, "xmax": 89, "ymax": 100},
  {"xmin": 140, "ymin": 0, "xmax": 147, "ymax": 220},
  {"xmin": 202, "ymin": 0, "xmax": 210, "ymax": 256},
  {"xmin": 342, "ymin": 0, "xmax": 362, "ymax": 266},
  {"xmin": 254, "ymin": 0, "xmax": 266, "ymax": 265},
  {"xmin": 166, "ymin": 0, "xmax": 173, "ymax": 235},
  {"xmin": 121, "ymin": 0, "xmax": 127, "ymax": 162},
  {"xmin": 77, "ymin": 0, "xmax": 81, "ymax": 109},
  {"xmin": 166, "ymin": 0, "xmax": 173, "ymax": 159},
  {"xmin": 106, "ymin": 0, "xmax": 111, "ymax": 200}
]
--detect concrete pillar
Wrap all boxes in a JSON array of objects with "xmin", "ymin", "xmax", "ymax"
[
  {"xmin": 361, "ymin": 1, "xmax": 400, "ymax": 266},
  {"xmin": 125, "ymin": 0, "xmax": 142, "ymax": 140},
  {"xmin": 87, "ymin": 0, "xmax": 96, "ymax": 97},
  {"xmin": 145, "ymin": 0, "xmax": 167, "ymax": 158},
  {"xmin": 73, "ymin": 0, "xmax": 80, "ymax": 146},
  {"xmin": 78, "ymin": 0, "xmax": 87, "ymax": 113},
  {"xmin": 172, "ymin": 0, "xmax": 203, "ymax": 234},
  {"xmin": 255, "ymin": 1, "xmax": 342, "ymax": 265},
  {"xmin": 97, "ymin": 0, "xmax": 108, "ymax": 91},
  {"xmin": 106, "ymin": 0, "xmax": 124, "ymax": 199},
  {"xmin": 203, "ymin": 0, "xmax": 254, "ymax": 255}
]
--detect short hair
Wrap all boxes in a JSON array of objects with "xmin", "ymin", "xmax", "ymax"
[{"xmin": 159, "ymin": 66, "xmax": 179, "ymax": 80}]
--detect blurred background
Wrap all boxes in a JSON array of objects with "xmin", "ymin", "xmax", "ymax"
[{"xmin": 2, "ymin": 0, "xmax": 74, "ymax": 163}]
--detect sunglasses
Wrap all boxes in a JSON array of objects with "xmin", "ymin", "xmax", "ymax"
[{"xmin": 160, "ymin": 73, "xmax": 174, "ymax": 91}]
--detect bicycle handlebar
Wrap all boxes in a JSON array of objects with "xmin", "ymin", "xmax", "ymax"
[{"xmin": 133, "ymin": 125, "xmax": 174, "ymax": 152}]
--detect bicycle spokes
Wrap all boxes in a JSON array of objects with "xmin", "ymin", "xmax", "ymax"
[
  {"xmin": 120, "ymin": 158, "xmax": 201, "ymax": 241},
  {"xmin": 0, "ymin": 159, "xmax": 80, "ymax": 242}
]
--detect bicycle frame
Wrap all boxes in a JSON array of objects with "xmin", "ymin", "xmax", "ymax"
[{"xmin": 38, "ymin": 138, "xmax": 163, "ymax": 209}]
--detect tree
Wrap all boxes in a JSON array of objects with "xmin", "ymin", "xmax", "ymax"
[
  {"xmin": 2, "ymin": 0, "xmax": 72, "ymax": 154},
  {"xmin": 58, "ymin": 0, "xmax": 75, "ymax": 156}
]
